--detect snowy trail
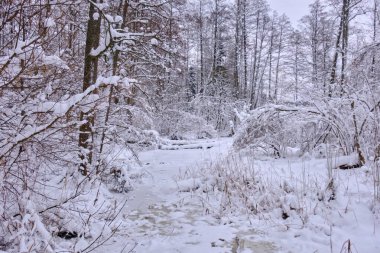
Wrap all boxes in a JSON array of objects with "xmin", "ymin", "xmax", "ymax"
[
  {"xmin": 101, "ymin": 138, "xmax": 277, "ymax": 253},
  {"xmin": 126, "ymin": 138, "xmax": 231, "ymax": 211}
]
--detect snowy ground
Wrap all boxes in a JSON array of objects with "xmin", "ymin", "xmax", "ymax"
[
  {"xmin": 96, "ymin": 138, "xmax": 380, "ymax": 253},
  {"xmin": 99, "ymin": 137, "xmax": 269, "ymax": 253}
]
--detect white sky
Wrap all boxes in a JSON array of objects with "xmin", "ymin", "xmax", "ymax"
[{"xmin": 267, "ymin": 0, "xmax": 315, "ymax": 25}]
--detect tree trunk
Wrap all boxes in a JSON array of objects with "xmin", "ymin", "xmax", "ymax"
[
  {"xmin": 250, "ymin": 10, "xmax": 260, "ymax": 108},
  {"xmin": 211, "ymin": 0, "xmax": 219, "ymax": 78},
  {"xmin": 371, "ymin": 0, "xmax": 377, "ymax": 80},
  {"xmin": 329, "ymin": 5, "xmax": 344, "ymax": 97},
  {"xmin": 79, "ymin": 0, "xmax": 101, "ymax": 176},
  {"xmin": 242, "ymin": 0, "xmax": 248, "ymax": 98},
  {"xmin": 268, "ymin": 17, "xmax": 275, "ymax": 100},
  {"xmin": 253, "ymin": 16, "xmax": 268, "ymax": 108},
  {"xmin": 199, "ymin": 0, "xmax": 204, "ymax": 94},
  {"xmin": 340, "ymin": 0, "xmax": 350, "ymax": 95},
  {"xmin": 274, "ymin": 21, "xmax": 284, "ymax": 102},
  {"xmin": 233, "ymin": 0, "xmax": 241, "ymax": 99}
]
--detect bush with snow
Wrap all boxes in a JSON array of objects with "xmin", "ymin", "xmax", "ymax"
[
  {"xmin": 154, "ymin": 109, "xmax": 217, "ymax": 140},
  {"xmin": 190, "ymin": 96, "xmax": 245, "ymax": 135},
  {"xmin": 233, "ymin": 102, "xmax": 370, "ymax": 165}
]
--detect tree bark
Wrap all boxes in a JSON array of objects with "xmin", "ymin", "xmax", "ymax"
[
  {"xmin": 199, "ymin": 0, "xmax": 204, "ymax": 93},
  {"xmin": 79, "ymin": 0, "xmax": 101, "ymax": 176},
  {"xmin": 242, "ymin": 0, "xmax": 248, "ymax": 98},
  {"xmin": 274, "ymin": 19, "xmax": 284, "ymax": 102},
  {"xmin": 233, "ymin": 0, "xmax": 241, "ymax": 99}
]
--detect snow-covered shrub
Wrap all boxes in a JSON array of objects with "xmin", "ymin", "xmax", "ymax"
[
  {"xmin": 176, "ymin": 153, "xmax": 331, "ymax": 223},
  {"xmin": 101, "ymin": 166, "xmax": 133, "ymax": 193},
  {"xmin": 154, "ymin": 109, "xmax": 217, "ymax": 140},
  {"xmin": 233, "ymin": 103, "xmax": 363, "ymax": 161},
  {"xmin": 234, "ymin": 105, "xmax": 309, "ymax": 157},
  {"xmin": 97, "ymin": 142, "xmax": 145, "ymax": 193},
  {"xmin": 96, "ymin": 100, "xmax": 160, "ymax": 150},
  {"xmin": 126, "ymin": 106, "xmax": 154, "ymax": 130},
  {"xmin": 189, "ymin": 96, "xmax": 246, "ymax": 135},
  {"xmin": 313, "ymin": 143, "xmax": 345, "ymax": 159},
  {"xmin": 0, "ymin": 45, "xmax": 131, "ymax": 253},
  {"xmin": 0, "ymin": 152, "xmax": 126, "ymax": 252},
  {"xmin": 106, "ymin": 124, "xmax": 160, "ymax": 150}
]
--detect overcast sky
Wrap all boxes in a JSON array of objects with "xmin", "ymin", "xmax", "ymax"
[{"xmin": 267, "ymin": 0, "xmax": 314, "ymax": 25}]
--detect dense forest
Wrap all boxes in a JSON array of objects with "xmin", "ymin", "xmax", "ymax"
[{"xmin": 1, "ymin": 0, "xmax": 380, "ymax": 252}]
